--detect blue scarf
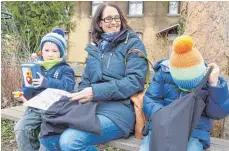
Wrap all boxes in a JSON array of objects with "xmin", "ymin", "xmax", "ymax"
[{"xmin": 98, "ymin": 32, "xmax": 120, "ymax": 53}]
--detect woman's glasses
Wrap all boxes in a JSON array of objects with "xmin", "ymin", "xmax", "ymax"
[{"xmin": 101, "ymin": 16, "xmax": 121, "ymax": 23}]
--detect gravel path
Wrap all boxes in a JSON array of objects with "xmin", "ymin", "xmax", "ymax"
[{"xmin": 1, "ymin": 136, "xmax": 18, "ymax": 151}]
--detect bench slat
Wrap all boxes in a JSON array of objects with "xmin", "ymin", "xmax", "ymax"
[
  {"xmin": 1, "ymin": 107, "xmax": 24, "ymax": 121},
  {"xmin": 106, "ymin": 136, "xmax": 229, "ymax": 151},
  {"xmin": 10, "ymin": 105, "xmax": 27, "ymax": 112},
  {"xmin": 2, "ymin": 105, "xmax": 229, "ymax": 151}
]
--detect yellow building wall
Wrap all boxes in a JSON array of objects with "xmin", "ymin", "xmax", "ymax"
[{"xmin": 67, "ymin": 1, "xmax": 180, "ymax": 64}]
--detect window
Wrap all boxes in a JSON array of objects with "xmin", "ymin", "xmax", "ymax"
[
  {"xmin": 128, "ymin": 1, "xmax": 143, "ymax": 17},
  {"xmin": 91, "ymin": 1, "xmax": 102, "ymax": 17},
  {"xmin": 136, "ymin": 32, "xmax": 143, "ymax": 40},
  {"xmin": 168, "ymin": 1, "xmax": 180, "ymax": 16}
]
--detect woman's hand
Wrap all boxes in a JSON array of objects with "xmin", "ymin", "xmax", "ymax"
[
  {"xmin": 70, "ymin": 87, "xmax": 94, "ymax": 103},
  {"xmin": 208, "ymin": 63, "xmax": 220, "ymax": 86},
  {"xmin": 12, "ymin": 91, "xmax": 27, "ymax": 102}
]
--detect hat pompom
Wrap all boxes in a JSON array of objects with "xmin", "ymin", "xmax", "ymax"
[
  {"xmin": 52, "ymin": 28, "xmax": 65, "ymax": 38},
  {"xmin": 173, "ymin": 35, "xmax": 193, "ymax": 53}
]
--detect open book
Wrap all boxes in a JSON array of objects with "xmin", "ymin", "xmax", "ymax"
[{"xmin": 23, "ymin": 88, "xmax": 71, "ymax": 110}]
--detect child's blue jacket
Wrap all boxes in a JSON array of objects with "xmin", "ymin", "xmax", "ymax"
[
  {"xmin": 21, "ymin": 59, "xmax": 76, "ymax": 100},
  {"xmin": 143, "ymin": 58, "xmax": 229, "ymax": 149}
]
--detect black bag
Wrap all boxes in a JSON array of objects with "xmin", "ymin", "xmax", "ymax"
[
  {"xmin": 142, "ymin": 67, "xmax": 213, "ymax": 151},
  {"xmin": 40, "ymin": 96, "xmax": 101, "ymax": 138}
]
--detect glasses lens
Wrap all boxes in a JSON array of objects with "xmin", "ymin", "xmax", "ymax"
[
  {"xmin": 115, "ymin": 17, "xmax": 121, "ymax": 22},
  {"xmin": 104, "ymin": 17, "xmax": 112, "ymax": 23}
]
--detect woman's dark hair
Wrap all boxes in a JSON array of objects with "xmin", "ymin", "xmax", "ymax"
[{"xmin": 90, "ymin": 2, "xmax": 132, "ymax": 43}]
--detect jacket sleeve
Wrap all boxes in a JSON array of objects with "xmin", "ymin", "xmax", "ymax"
[
  {"xmin": 143, "ymin": 70, "xmax": 165, "ymax": 118},
  {"xmin": 21, "ymin": 87, "xmax": 46, "ymax": 100},
  {"xmin": 21, "ymin": 87, "xmax": 34, "ymax": 100},
  {"xmin": 91, "ymin": 40, "xmax": 148, "ymax": 101},
  {"xmin": 42, "ymin": 66, "xmax": 76, "ymax": 92},
  {"xmin": 205, "ymin": 76, "xmax": 229, "ymax": 119}
]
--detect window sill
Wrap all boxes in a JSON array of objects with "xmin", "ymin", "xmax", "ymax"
[
  {"xmin": 127, "ymin": 14, "xmax": 144, "ymax": 18},
  {"xmin": 167, "ymin": 14, "xmax": 181, "ymax": 17}
]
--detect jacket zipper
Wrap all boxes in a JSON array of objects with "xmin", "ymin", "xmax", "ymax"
[{"xmin": 107, "ymin": 52, "xmax": 113, "ymax": 69}]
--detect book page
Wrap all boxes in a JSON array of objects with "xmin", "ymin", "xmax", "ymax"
[{"xmin": 23, "ymin": 88, "xmax": 71, "ymax": 110}]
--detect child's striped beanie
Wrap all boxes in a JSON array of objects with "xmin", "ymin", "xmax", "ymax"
[
  {"xmin": 40, "ymin": 28, "xmax": 67, "ymax": 58},
  {"xmin": 169, "ymin": 35, "xmax": 206, "ymax": 90}
]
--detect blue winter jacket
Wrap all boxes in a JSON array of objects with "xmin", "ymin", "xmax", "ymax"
[
  {"xmin": 143, "ymin": 58, "xmax": 229, "ymax": 149},
  {"xmin": 79, "ymin": 29, "xmax": 148, "ymax": 102},
  {"xmin": 22, "ymin": 59, "xmax": 76, "ymax": 100},
  {"xmin": 78, "ymin": 29, "xmax": 148, "ymax": 137}
]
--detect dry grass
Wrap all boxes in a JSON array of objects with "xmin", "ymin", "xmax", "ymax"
[
  {"xmin": 1, "ymin": 54, "xmax": 26, "ymax": 109},
  {"xmin": 210, "ymin": 120, "xmax": 225, "ymax": 138},
  {"xmin": 1, "ymin": 33, "xmax": 30, "ymax": 109}
]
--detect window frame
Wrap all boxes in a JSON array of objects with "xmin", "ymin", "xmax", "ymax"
[
  {"xmin": 127, "ymin": 1, "xmax": 144, "ymax": 18},
  {"xmin": 167, "ymin": 1, "xmax": 181, "ymax": 17}
]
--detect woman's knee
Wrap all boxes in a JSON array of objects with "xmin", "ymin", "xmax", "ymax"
[
  {"xmin": 187, "ymin": 137, "xmax": 203, "ymax": 151},
  {"xmin": 139, "ymin": 131, "xmax": 151, "ymax": 151},
  {"xmin": 59, "ymin": 128, "xmax": 90, "ymax": 151}
]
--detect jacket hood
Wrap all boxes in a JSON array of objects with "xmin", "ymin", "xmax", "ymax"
[
  {"xmin": 85, "ymin": 29, "xmax": 140, "ymax": 53},
  {"xmin": 153, "ymin": 58, "xmax": 170, "ymax": 73}
]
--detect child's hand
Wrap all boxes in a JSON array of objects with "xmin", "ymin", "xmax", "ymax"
[
  {"xmin": 12, "ymin": 91, "xmax": 27, "ymax": 102},
  {"xmin": 32, "ymin": 72, "xmax": 46, "ymax": 88},
  {"xmin": 208, "ymin": 63, "xmax": 220, "ymax": 86}
]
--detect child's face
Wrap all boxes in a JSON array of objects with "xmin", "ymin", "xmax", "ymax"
[{"xmin": 42, "ymin": 42, "xmax": 61, "ymax": 61}]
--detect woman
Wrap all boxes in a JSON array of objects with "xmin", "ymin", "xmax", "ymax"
[{"xmin": 40, "ymin": 2, "xmax": 148, "ymax": 151}]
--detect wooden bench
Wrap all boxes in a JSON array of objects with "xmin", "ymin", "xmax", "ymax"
[
  {"xmin": 2, "ymin": 105, "xmax": 229, "ymax": 151},
  {"xmin": 2, "ymin": 63, "xmax": 229, "ymax": 151}
]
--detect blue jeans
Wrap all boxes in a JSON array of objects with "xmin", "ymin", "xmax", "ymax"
[
  {"xmin": 139, "ymin": 131, "xmax": 203, "ymax": 151},
  {"xmin": 40, "ymin": 115, "xmax": 124, "ymax": 151}
]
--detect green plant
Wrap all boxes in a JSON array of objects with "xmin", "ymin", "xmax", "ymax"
[
  {"xmin": 3, "ymin": 1, "xmax": 76, "ymax": 53},
  {"xmin": 178, "ymin": 17, "xmax": 186, "ymax": 35},
  {"xmin": 1, "ymin": 120, "xmax": 15, "ymax": 138}
]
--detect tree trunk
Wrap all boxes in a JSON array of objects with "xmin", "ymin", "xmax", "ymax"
[{"xmin": 182, "ymin": 1, "xmax": 229, "ymax": 139}]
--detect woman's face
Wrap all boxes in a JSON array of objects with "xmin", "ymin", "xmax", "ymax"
[{"xmin": 99, "ymin": 6, "xmax": 121, "ymax": 33}]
